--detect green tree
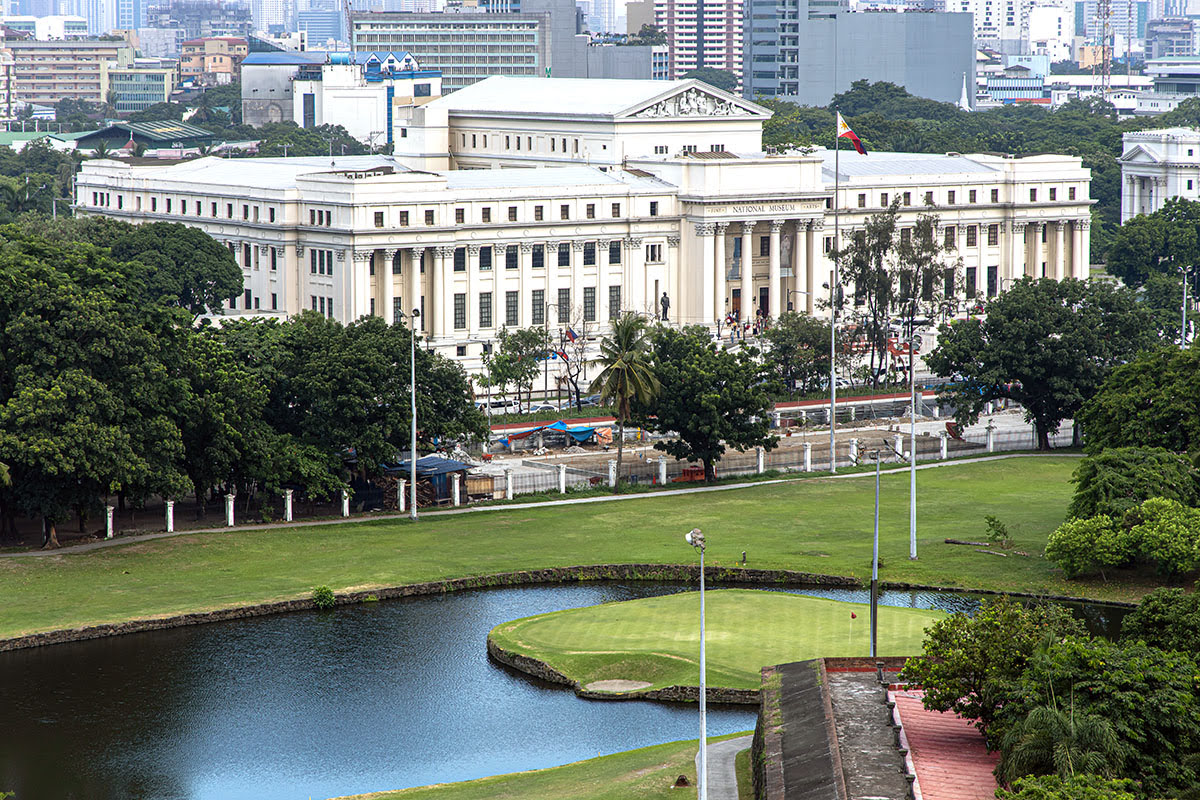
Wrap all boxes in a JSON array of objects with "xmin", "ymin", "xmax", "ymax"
[
  {"xmin": 1124, "ymin": 496, "xmax": 1200, "ymax": 578},
  {"xmin": 128, "ymin": 102, "xmax": 186, "ymax": 123},
  {"xmin": 998, "ymin": 704, "xmax": 1123, "ymax": 785},
  {"xmin": 1067, "ymin": 447, "xmax": 1199, "ymax": 520},
  {"xmin": 254, "ymin": 122, "xmax": 368, "ymax": 157},
  {"xmin": 1106, "ymin": 197, "xmax": 1200, "ymax": 289},
  {"xmin": 632, "ymin": 325, "xmax": 775, "ymax": 483},
  {"xmin": 927, "ymin": 278, "xmax": 1155, "ymax": 450},
  {"xmin": 1120, "ymin": 584, "xmax": 1200, "ymax": 654},
  {"xmin": 1077, "ymin": 346, "xmax": 1200, "ymax": 455},
  {"xmin": 109, "ymin": 221, "xmax": 244, "ymax": 316},
  {"xmin": 682, "ymin": 67, "xmax": 738, "ymax": 93},
  {"xmin": 625, "ymin": 23, "xmax": 666, "ymax": 45},
  {"xmin": 997, "ymin": 775, "xmax": 1145, "ymax": 800},
  {"xmin": 589, "ymin": 313, "xmax": 660, "ymax": 483},
  {"xmin": 761, "ymin": 311, "xmax": 833, "ymax": 395},
  {"xmin": 898, "ymin": 597, "xmax": 1085, "ymax": 745},
  {"xmin": 1044, "ymin": 515, "xmax": 1128, "ymax": 579},
  {"xmin": 496, "ymin": 326, "xmax": 551, "ymax": 408}
]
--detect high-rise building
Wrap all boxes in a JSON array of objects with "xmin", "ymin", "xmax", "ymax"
[
  {"xmin": 655, "ymin": 0, "xmax": 742, "ymax": 88},
  {"xmin": 145, "ymin": 0, "xmax": 253, "ymax": 40},
  {"xmin": 946, "ymin": 0, "xmax": 1030, "ymax": 52},
  {"xmin": 7, "ymin": 38, "xmax": 135, "ymax": 104}
]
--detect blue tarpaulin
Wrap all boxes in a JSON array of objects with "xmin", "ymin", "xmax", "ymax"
[{"xmin": 504, "ymin": 420, "xmax": 596, "ymax": 448}]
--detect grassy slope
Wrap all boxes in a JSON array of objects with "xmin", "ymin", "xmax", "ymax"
[
  {"xmin": 489, "ymin": 590, "xmax": 944, "ymax": 690},
  {"xmin": 1, "ymin": 457, "xmax": 1147, "ymax": 640},
  {"xmin": 332, "ymin": 733, "xmax": 749, "ymax": 800}
]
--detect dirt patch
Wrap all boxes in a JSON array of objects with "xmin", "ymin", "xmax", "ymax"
[{"xmin": 586, "ymin": 679, "xmax": 653, "ymax": 692}]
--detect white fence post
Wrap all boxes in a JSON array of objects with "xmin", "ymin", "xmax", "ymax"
[
  {"xmin": 771, "ymin": 411, "xmax": 781, "ymax": 429},
  {"xmin": 556, "ymin": 464, "xmax": 566, "ymax": 495},
  {"xmin": 894, "ymin": 433, "xmax": 904, "ymax": 461},
  {"xmin": 504, "ymin": 469, "xmax": 514, "ymax": 500},
  {"xmin": 105, "ymin": 504, "xmax": 115, "ymax": 539},
  {"xmin": 395, "ymin": 481, "xmax": 405, "ymax": 513},
  {"xmin": 658, "ymin": 456, "xmax": 667, "ymax": 484},
  {"xmin": 285, "ymin": 488, "xmax": 294, "ymax": 521},
  {"xmin": 849, "ymin": 405, "xmax": 856, "ymax": 421},
  {"xmin": 341, "ymin": 489, "xmax": 350, "ymax": 517},
  {"xmin": 986, "ymin": 422, "xmax": 996, "ymax": 453},
  {"xmin": 756, "ymin": 446, "xmax": 765, "ymax": 474},
  {"xmin": 165, "ymin": 500, "xmax": 174, "ymax": 533},
  {"xmin": 607, "ymin": 459, "xmax": 617, "ymax": 488},
  {"xmin": 225, "ymin": 493, "xmax": 235, "ymax": 527},
  {"xmin": 452, "ymin": 473, "xmax": 462, "ymax": 506},
  {"xmin": 939, "ymin": 431, "xmax": 948, "ymax": 460},
  {"xmin": 803, "ymin": 442, "xmax": 812, "ymax": 472},
  {"xmin": 848, "ymin": 438, "xmax": 859, "ymax": 465}
]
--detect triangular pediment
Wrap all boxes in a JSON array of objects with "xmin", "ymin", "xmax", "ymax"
[
  {"xmin": 619, "ymin": 81, "xmax": 771, "ymax": 120},
  {"xmin": 1119, "ymin": 144, "xmax": 1162, "ymax": 164}
]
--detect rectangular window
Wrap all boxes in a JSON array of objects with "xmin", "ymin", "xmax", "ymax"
[
  {"xmin": 454, "ymin": 247, "xmax": 466, "ymax": 271},
  {"xmin": 966, "ymin": 225, "xmax": 978, "ymax": 247},
  {"xmin": 759, "ymin": 237, "xmax": 769, "ymax": 257},
  {"xmin": 608, "ymin": 286, "xmax": 621, "ymax": 320},
  {"xmin": 454, "ymin": 293, "xmax": 466, "ymax": 329},
  {"xmin": 228, "ymin": 204, "xmax": 233, "ymax": 218},
  {"xmin": 944, "ymin": 267, "xmax": 956, "ymax": 299},
  {"xmin": 479, "ymin": 291, "xmax": 493, "ymax": 327},
  {"xmin": 244, "ymin": 289, "xmax": 252, "ymax": 308},
  {"xmin": 370, "ymin": 298, "xmax": 375, "ymax": 316},
  {"xmin": 857, "ymin": 193, "xmax": 866, "ymax": 208},
  {"xmin": 167, "ymin": 199, "xmax": 173, "ymax": 213},
  {"xmin": 212, "ymin": 202, "xmax": 218, "ymax": 216},
  {"xmin": 310, "ymin": 251, "xmax": 317, "ymax": 274},
  {"xmin": 532, "ymin": 289, "xmax": 545, "ymax": 325},
  {"xmin": 944, "ymin": 226, "xmax": 956, "ymax": 250},
  {"xmin": 650, "ymin": 201, "xmax": 659, "ymax": 217},
  {"xmin": 532, "ymin": 244, "xmax": 545, "ymax": 269},
  {"xmin": 1069, "ymin": 187, "xmax": 1076, "ymax": 200},
  {"xmin": 1049, "ymin": 188, "xmax": 1057, "ymax": 201},
  {"xmin": 243, "ymin": 244, "xmax": 252, "ymax": 268},
  {"xmin": 534, "ymin": 205, "xmax": 543, "ymax": 221},
  {"xmin": 583, "ymin": 242, "xmax": 596, "ymax": 266},
  {"xmin": 609, "ymin": 241, "xmax": 621, "ymax": 264},
  {"xmin": 455, "ymin": 208, "xmax": 465, "ymax": 224},
  {"xmin": 242, "ymin": 204, "xmax": 249, "ymax": 220},
  {"xmin": 646, "ymin": 243, "xmax": 663, "ymax": 263},
  {"xmin": 508, "ymin": 206, "xmax": 517, "ymax": 222},
  {"xmin": 394, "ymin": 297, "xmax": 402, "ymax": 322},
  {"xmin": 425, "ymin": 209, "xmax": 435, "ymax": 225},
  {"xmin": 505, "ymin": 245, "xmax": 518, "ymax": 270},
  {"xmin": 374, "ymin": 211, "xmax": 384, "ymax": 228},
  {"xmin": 480, "ymin": 246, "xmax": 492, "ymax": 271},
  {"xmin": 612, "ymin": 203, "xmax": 620, "ymax": 218},
  {"xmin": 482, "ymin": 208, "xmax": 492, "ymax": 223},
  {"xmin": 586, "ymin": 203, "xmax": 595, "ymax": 219},
  {"xmin": 312, "ymin": 295, "xmax": 318, "ymax": 311},
  {"xmin": 991, "ymin": 188, "xmax": 999, "ymax": 203},
  {"xmin": 400, "ymin": 211, "xmax": 409, "ymax": 226},
  {"xmin": 151, "ymin": 197, "xmax": 157, "ymax": 212},
  {"xmin": 505, "ymin": 290, "xmax": 519, "ymax": 326},
  {"xmin": 269, "ymin": 208, "xmax": 276, "ymax": 223},
  {"xmin": 270, "ymin": 249, "xmax": 277, "ymax": 270},
  {"xmin": 880, "ymin": 193, "xmax": 888, "ymax": 206},
  {"xmin": 924, "ymin": 191, "xmax": 933, "ymax": 205},
  {"xmin": 560, "ymin": 204, "xmax": 570, "ymax": 220},
  {"xmin": 903, "ymin": 192, "xmax": 911, "ymax": 206},
  {"xmin": 271, "ymin": 292, "xmax": 277, "ymax": 310},
  {"xmin": 948, "ymin": 190, "xmax": 956, "ymax": 205},
  {"xmin": 987, "ymin": 265, "xmax": 998, "ymax": 297},
  {"xmin": 557, "ymin": 288, "xmax": 570, "ymax": 322},
  {"xmin": 969, "ymin": 189, "xmax": 977, "ymax": 204},
  {"xmin": 901, "ymin": 228, "xmax": 912, "ymax": 246},
  {"xmin": 1029, "ymin": 188, "xmax": 1037, "ymax": 202},
  {"xmin": 584, "ymin": 287, "xmax": 596, "ymax": 322},
  {"xmin": 987, "ymin": 224, "xmax": 999, "ymax": 247},
  {"xmin": 558, "ymin": 243, "xmax": 570, "ymax": 267}
]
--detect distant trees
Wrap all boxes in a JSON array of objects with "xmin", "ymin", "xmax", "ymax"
[
  {"xmin": 682, "ymin": 67, "xmax": 738, "ymax": 93},
  {"xmin": 590, "ymin": 313, "xmax": 659, "ymax": 482},
  {"xmin": 760, "ymin": 311, "xmax": 834, "ymax": 395}
]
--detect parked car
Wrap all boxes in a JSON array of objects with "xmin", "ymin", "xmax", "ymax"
[
  {"xmin": 476, "ymin": 398, "xmax": 522, "ymax": 415},
  {"xmin": 578, "ymin": 394, "xmax": 602, "ymax": 407},
  {"xmin": 526, "ymin": 402, "xmax": 560, "ymax": 414}
]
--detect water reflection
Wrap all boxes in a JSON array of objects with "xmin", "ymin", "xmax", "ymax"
[{"xmin": 0, "ymin": 582, "xmax": 1127, "ymax": 800}]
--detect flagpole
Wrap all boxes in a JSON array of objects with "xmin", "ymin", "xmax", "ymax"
[{"xmin": 830, "ymin": 129, "xmax": 838, "ymax": 474}]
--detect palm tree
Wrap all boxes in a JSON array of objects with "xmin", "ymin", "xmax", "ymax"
[
  {"xmin": 589, "ymin": 313, "xmax": 660, "ymax": 486},
  {"xmin": 998, "ymin": 702, "xmax": 1123, "ymax": 785},
  {"xmin": 91, "ymin": 140, "xmax": 112, "ymax": 160}
]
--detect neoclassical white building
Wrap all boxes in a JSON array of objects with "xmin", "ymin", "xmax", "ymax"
[
  {"xmin": 1119, "ymin": 127, "xmax": 1200, "ymax": 222},
  {"xmin": 75, "ymin": 78, "xmax": 1093, "ymax": 372}
]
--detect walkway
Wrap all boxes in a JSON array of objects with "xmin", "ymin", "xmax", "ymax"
[
  {"xmin": 0, "ymin": 452, "xmax": 1076, "ymax": 559},
  {"xmin": 698, "ymin": 735, "xmax": 753, "ymax": 800},
  {"xmin": 893, "ymin": 689, "xmax": 999, "ymax": 800}
]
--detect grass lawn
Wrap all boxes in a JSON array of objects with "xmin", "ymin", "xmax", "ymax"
[
  {"xmin": 331, "ymin": 733, "xmax": 750, "ymax": 800},
  {"xmin": 0, "ymin": 457, "xmax": 1150, "ymax": 641},
  {"xmin": 489, "ymin": 590, "xmax": 944, "ymax": 691}
]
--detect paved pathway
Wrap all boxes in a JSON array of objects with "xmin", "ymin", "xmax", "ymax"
[
  {"xmin": 0, "ymin": 452, "xmax": 1076, "ymax": 559},
  {"xmin": 697, "ymin": 735, "xmax": 753, "ymax": 800}
]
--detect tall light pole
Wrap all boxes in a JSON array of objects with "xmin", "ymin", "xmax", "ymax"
[
  {"xmin": 684, "ymin": 528, "xmax": 707, "ymax": 800},
  {"xmin": 908, "ymin": 334, "xmax": 917, "ymax": 561},
  {"xmin": 402, "ymin": 308, "xmax": 421, "ymax": 521},
  {"xmin": 870, "ymin": 450, "xmax": 880, "ymax": 657},
  {"xmin": 1181, "ymin": 265, "xmax": 1190, "ymax": 351}
]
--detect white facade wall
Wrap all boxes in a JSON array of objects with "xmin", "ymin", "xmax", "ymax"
[
  {"xmin": 1028, "ymin": 6, "xmax": 1073, "ymax": 61},
  {"xmin": 1119, "ymin": 127, "xmax": 1200, "ymax": 220}
]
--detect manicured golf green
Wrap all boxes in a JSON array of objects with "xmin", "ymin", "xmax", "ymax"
[
  {"xmin": 0, "ymin": 456, "xmax": 1141, "ymax": 642},
  {"xmin": 490, "ymin": 590, "xmax": 944, "ymax": 691},
  {"xmin": 332, "ymin": 733, "xmax": 750, "ymax": 800}
]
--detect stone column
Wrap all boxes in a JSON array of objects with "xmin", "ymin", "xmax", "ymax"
[
  {"xmin": 353, "ymin": 250, "xmax": 373, "ymax": 319},
  {"xmin": 225, "ymin": 493, "xmax": 235, "ymax": 527},
  {"xmin": 434, "ymin": 245, "xmax": 455, "ymax": 339},
  {"xmin": 1075, "ymin": 218, "xmax": 1091, "ymax": 279},
  {"xmin": 409, "ymin": 247, "xmax": 424, "ymax": 330},
  {"xmin": 396, "ymin": 480, "xmax": 405, "ymax": 513},
  {"xmin": 658, "ymin": 456, "xmax": 667, "ymax": 484},
  {"xmin": 939, "ymin": 431, "xmax": 949, "ymax": 460},
  {"xmin": 1124, "ymin": 175, "xmax": 1136, "ymax": 219},
  {"xmin": 740, "ymin": 221, "xmax": 755, "ymax": 321},
  {"xmin": 712, "ymin": 222, "xmax": 728, "ymax": 324},
  {"xmin": 1025, "ymin": 224, "xmax": 1040, "ymax": 279},
  {"xmin": 666, "ymin": 235, "xmax": 680, "ymax": 323},
  {"xmin": 105, "ymin": 504, "xmax": 115, "ymax": 539},
  {"xmin": 848, "ymin": 438, "xmax": 859, "ymax": 464},
  {"xmin": 467, "ymin": 244, "xmax": 481, "ymax": 337},
  {"xmin": 626, "ymin": 237, "xmax": 644, "ymax": 314},
  {"xmin": 607, "ymin": 459, "xmax": 617, "ymax": 488},
  {"xmin": 1052, "ymin": 220, "xmax": 1067, "ymax": 281},
  {"xmin": 557, "ymin": 463, "xmax": 567, "ymax": 494},
  {"xmin": 341, "ymin": 489, "xmax": 350, "ymax": 517},
  {"xmin": 165, "ymin": 499, "xmax": 175, "ymax": 533},
  {"xmin": 504, "ymin": 468, "xmax": 514, "ymax": 500},
  {"xmin": 285, "ymin": 488, "xmax": 294, "ymax": 522},
  {"xmin": 809, "ymin": 220, "xmax": 822, "ymax": 316},
  {"xmin": 382, "ymin": 249, "xmax": 397, "ymax": 323},
  {"xmin": 803, "ymin": 441, "xmax": 812, "ymax": 472},
  {"xmin": 768, "ymin": 220, "xmax": 783, "ymax": 318},
  {"xmin": 792, "ymin": 221, "xmax": 805, "ymax": 312},
  {"xmin": 452, "ymin": 473, "xmax": 462, "ymax": 506},
  {"xmin": 756, "ymin": 446, "xmax": 766, "ymax": 474}
]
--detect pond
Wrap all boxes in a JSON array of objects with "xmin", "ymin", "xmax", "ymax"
[{"xmin": 0, "ymin": 582, "xmax": 1128, "ymax": 800}]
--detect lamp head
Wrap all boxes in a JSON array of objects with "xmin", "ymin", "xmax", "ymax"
[
  {"xmin": 684, "ymin": 528, "xmax": 704, "ymax": 549},
  {"xmin": 412, "ymin": 308, "xmax": 420, "ymax": 318}
]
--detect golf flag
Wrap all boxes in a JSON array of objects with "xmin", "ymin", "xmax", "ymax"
[{"xmin": 836, "ymin": 112, "xmax": 867, "ymax": 156}]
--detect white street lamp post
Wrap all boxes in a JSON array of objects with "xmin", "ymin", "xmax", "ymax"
[
  {"xmin": 908, "ymin": 338, "xmax": 917, "ymax": 561},
  {"xmin": 403, "ymin": 308, "xmax": 421, "ymax": 521},
  {"xmin": 871, "ymin": 451, "xmax": 881, "ymax": 657},
  {"xmin": 684, "ymin": 527, "xmax": 707, "ymax": 800}
]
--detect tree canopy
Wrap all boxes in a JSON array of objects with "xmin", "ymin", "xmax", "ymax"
[{"xmin": 682, "ymin": 68, "xmax": 738, "ymax": 93}]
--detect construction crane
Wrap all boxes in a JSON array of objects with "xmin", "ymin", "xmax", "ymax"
[
  {"xmin": 1099, "ymin": 0, "xmax": 1112, "ymax": 95},
  {"xmin": 344, "ymin": 0, "xmax": 355, "ymax": 55}
]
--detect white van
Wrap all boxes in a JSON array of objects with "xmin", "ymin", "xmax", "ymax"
[{"xmin": 476, "ymin": 398, "xmax": 522, "ymax": 415}]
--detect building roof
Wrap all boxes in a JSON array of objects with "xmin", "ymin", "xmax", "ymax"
[
  {"xmin": 444, "ymin": 166, "xmax": 665, "ymax": 191},
  {"xmin": 106, "ymin": 155, "xmax": 414, "ymax": 189},
  {"xmin": 820, "ymin": 149, "xmax": 999, "ymax": 181},
  {"xmin": 429, "ymin": 76, "xmax": 770, "ymax": 120},
  {"xmin": 114, "ymin": 120, "xmax": 216, "ymax": 141},
  {"xmin": 241, "ymin": 50, "xmax": 327, "ymax": 66}
]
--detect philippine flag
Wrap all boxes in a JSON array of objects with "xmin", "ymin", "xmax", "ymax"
[{"xmin": 836, "ymin": 112, "xmax": 867, "ymax": 156}]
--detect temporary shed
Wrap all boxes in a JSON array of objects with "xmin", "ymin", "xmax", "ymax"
[{"xmin": 503, "ymin": 421, "xmax": 597, "ymax": 449}]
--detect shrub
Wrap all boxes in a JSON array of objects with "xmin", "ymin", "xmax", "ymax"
[
  {"xmin": 984, "ymin": 514, "xmax": 1013, "ymax": 548},
  {"xmin": 1125, "ymin": 497, "xmax": 1200, "ymax": 578},
  {"xmin": 312, "ymin": 585, "xmax": 336, "ymax": 610},
  {"xmin": 1044, "ymin": 515, "xmax": 1127, "ymax": 578},
  {"xmin": 1120, "ymin": 583, "xmax": 1200, "ymax": 654},
  {"xmin": 997, "ymin": 775, "xmax": 1143, "ymax": 800},
  {"xmin": 1068, "ymin": 447, "xmax": 1199, "ymax": 520}
]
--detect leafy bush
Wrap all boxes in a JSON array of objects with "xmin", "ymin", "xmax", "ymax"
[
  {"xmin": 1120, "ymin": 583, "xmax": 1200, "ymax": 654},
  {"xmin": 997, "ymin": 775, "xmax": 1144, "ymax": 800},
  {"xmin": 312, "ymin": 585, "xmax": 336, "ymax": 610},
  {"xmin": 1125, "ymin": 497, "xmax": 1200, "ymax": 578},
  {"xmin": 1068, "ymin": 447, "xmax": 1199, "ymax": 520},
  {"xmin": 1044, "ymin": 515, "xmax": 1127, "ymax": 578}
]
